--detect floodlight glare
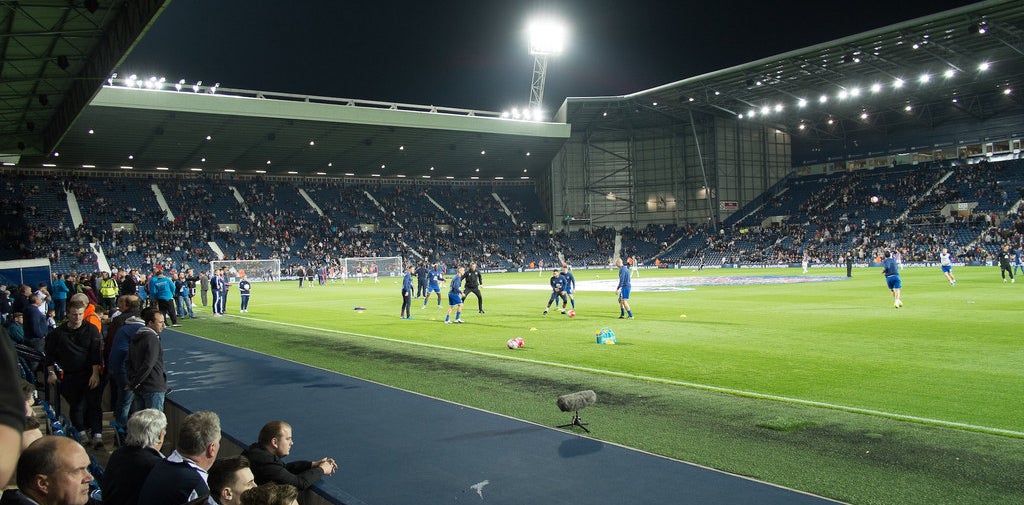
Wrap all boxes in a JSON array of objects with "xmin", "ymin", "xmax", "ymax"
[
  {"xmin": 850, "ymin": 87, "xmax": 861, "ymax": 97},
  {"xmin": 978, "ymin": 61, "xmax": 991, "ymax": 71},
  {"xmin": 818, "ymin": 94, "xmax": 828, "ymax": 104},
  {"xmin": 527, "ymin": 18, "xmax": 567, "ymax": 55},
  {"xmin": 870, "ymin": 83, "xmax": 882, "ymax": 93},
  {"xmin": 797, "ymin": 98, "xmax": 807, "ymax": 108},
  {"xmin": 893, "ymin": 78, "xmax": 905, "ymax": 89},
  {"xmin": 943, "ymin": 68, "xmax": 955, "ymax": 78},
  {"xmin": 774, "ymin": 103, "xmax": 783, "ymax": 112},
  {"xmin": 760, "ymin": 106, "xmax": 770, "ymax": 115},
  {"xmin": 838, "ymin": 90, "xmax": 849, "ymax": 100},
  {"xmin": 918, "ymin": 73, "xmax": 931, "ymax": 84}
]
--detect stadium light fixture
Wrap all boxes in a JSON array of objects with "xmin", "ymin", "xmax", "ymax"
[
  {"xmin": 797, "ymin": 98, "xmax": 807, "ymax": 108},
  {"xmin": 893, "ymin": 78, "xmax": 905, "ymax": 89},
  {"xmin": 918, "ymin": 73, "xmax": 931, "ymax": 84},
  {"xmin": 943, "ymin": 68, "xmax": 956, "ymax": 78},
  {"xmin": 870, "ymin": 83, "xmax": 882, "ymax": 93},
  {"xmin": 526, "ymin": 16, "xmax": 568, "ymax": 112},
  {"xmin": 818, "ymin": 94, "xmax": 828, "ymax": 104},
  {"xmin": 978, "ymin": 61, "xmax": 991, "ymax": 72}
]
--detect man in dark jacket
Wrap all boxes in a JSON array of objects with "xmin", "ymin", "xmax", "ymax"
[
  {"xmin": 100, "ymin": 409, "xmax": 167, "ymax": 505},
  {"xmin": 44, "ymin": 300, "xmax": 104, "ymax": 448},
  {"xmin": 126, "ymin": 306, "xmax": 167, "ymax": 412},
  {"xmin": 462, "ymin": 262, "xmax": 484, "ymax": 314},
  {"xmin": 241, "ymin": 421, "xmax": 337, "ymax": 490}
]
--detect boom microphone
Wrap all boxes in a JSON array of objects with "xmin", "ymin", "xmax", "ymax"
[{"xmin": 557, "ymin": 390, "xmax": 597, "ymax": 413}]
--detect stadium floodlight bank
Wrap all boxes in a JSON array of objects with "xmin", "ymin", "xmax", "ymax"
[
  {"xmin": 210, "ymin": 259, "xmax": 281, "ymax": 282},
  {"xmin": 343, "ymin": 256, "xmax": 404, "ymax": 279}
]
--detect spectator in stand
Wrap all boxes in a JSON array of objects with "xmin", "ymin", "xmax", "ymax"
[
  {"xmin": 241, "ymin": 420, "xmax": 337, "ymax": 490},
  {"xmin": 98, "ymin": 272, "xmax": 118, "ymax": 313},
  {"xmin": 100, "ymin": 409, "xmax": 167, "ymax": 505},
  {"xmin": 108, "ymin": 298, "xmax": 144, "ymax": 427},
  {"xmin": 177, "ymin": 273, "xmax": 195, "ymax": 319},
  {"xmin": 239, "ymin": 483, "xmax": 299, "ymax": 505},
  {"xmin": 0, "ymin": 436, "xmax": 94, "ymax": 505},
  {"xmin": 0, "ymin": 333, "xmax": 22, "ymax": 487},
  {"xmin": 150, "ymin": 270, "xmax": 179, "ymax": 327},
  {"xmin": 126, "ymin": 306, "xmax": 168, "ymax": 413},
  {"xmin": 138, "ymin": 411, "xmax": 220, "ymax": 505},
  {"xmin": 44, "ymin": 300, "xmax": 104, "ymax": 450},
  {"xmin": 118, "ymin": 270, "xmax": 138, "ymax": 298},
  {"xmin": 51, "ymin": 275, "xmax": 69, "ymax": 321},
  {"xmin": 10, "ymin": 286, "xmax": 30, "ymax": 320},
  {"xmin": 4, "ymin": 312, "xmax": 24, "ymax": 345},
  {"xmin": 207, "ymin": 456, "xmax": 256, "ymax": 505},
  {"xmin": 22, "ymin": 295, "xmax": 49, "ymax": 380},
  {"xmin": 199, "ymin": 272, "xmax": 210, "ymax": 307}
]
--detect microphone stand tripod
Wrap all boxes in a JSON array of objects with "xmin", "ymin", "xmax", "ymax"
[{"xmin": 557, "ymin": 410, "xmax": 590, "ymax": 433}]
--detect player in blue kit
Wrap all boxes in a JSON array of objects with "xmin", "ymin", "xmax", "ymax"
[
  {"xmin": 422, "ymin": 264, "xmax": 443, "ymax": 308},
  {"xmin": 401, "ymin": 265, "xmax": 414, "ymax": 319},
  {"xmin": 882, "ymin": 250, "xmax": 902, "ymax": 308},
  {"xmin": 559, "ymin": 265, "xmax": 576, "ymax": 313},
  {"xmin": 444, "ymin": 266, "xmax": 464, "ymax": 324},
  {"xmin": 616, "ymin": 258, "xmax": 633, "ymax": 319},
  {"xmin": 543, "ymin": 269, "xmax": 565, "ymax": 316}
]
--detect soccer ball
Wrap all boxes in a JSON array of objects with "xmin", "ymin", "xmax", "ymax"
[
  {"xmin": 514, "ymin": 337, "xmax": 525, "ymax": 348},
  {"xmin": 568, "ymin": 310, "xmax": 576, "ymax": 317},
  {"xmin": 506, "ymin": 339, "xmax": 518, "ymax": 349}
]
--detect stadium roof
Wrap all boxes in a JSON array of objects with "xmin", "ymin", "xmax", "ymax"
[
  {"xmin": 558, "ymin": 0, "xmax": 1024, "ymax": 143},
  {"xmin": 0, "ymin": 0, "xmax": 167, "ymax": 162},
  {"xmin": 4, "ymin": 0, "xmax": 1024, "ymax": 178}
]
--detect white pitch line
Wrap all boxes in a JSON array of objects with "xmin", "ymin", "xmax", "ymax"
[{"xmin": 224, "ymin": 314, "xmax": 1024, "ymax": 439}]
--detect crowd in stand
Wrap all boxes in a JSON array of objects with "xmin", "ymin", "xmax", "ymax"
[
  {"xmin": 2, "ymin": 157, "xmax": 1023, "ymax": 278},
  {"xmin": 0, "ymin": 275, "xmax": 334, "ymax": 504}
]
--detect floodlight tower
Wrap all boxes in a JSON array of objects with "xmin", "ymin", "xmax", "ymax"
[{"xmin": 527, "ymin": 18, "xmax": 567, "ymax": 117}]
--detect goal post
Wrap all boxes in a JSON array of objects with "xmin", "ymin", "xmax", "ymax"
[
  {"xmin": 343, "ymin": 256, "xmax": 404, "ymax": 280},
  {"xmin": 210, "ymin": 259, "xmax": 281, "ymax": 282}
]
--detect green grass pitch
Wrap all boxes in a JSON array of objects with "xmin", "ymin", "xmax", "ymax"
[{"xmin": 179, "ymin": 266, "xmax": 1024, "ymax": 505}]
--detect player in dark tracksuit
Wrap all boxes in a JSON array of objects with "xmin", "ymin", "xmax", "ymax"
[
  {"xmin": 462, "ymin": 263, "xmax": 484, "ymax": 314},
  {"xmin": 998, "ymin": 245, "xmax": 1015, "ymax": 283},
  {"xmin": 415, "ymin": 263, "xmax": 429, "ymax": 298},
  {"xmin": 543, "ymin": 269, "xmax": 565, "ymax": 316}
]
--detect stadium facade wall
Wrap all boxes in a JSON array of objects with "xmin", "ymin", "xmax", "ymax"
[{"xmin": 544, "ymin": 117, "xmax": 790, "ymax": 231}]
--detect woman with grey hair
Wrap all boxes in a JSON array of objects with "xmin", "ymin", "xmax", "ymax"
[{"xmin": 101, "ymin": 409, "xmax": 167, "ymax": 505}]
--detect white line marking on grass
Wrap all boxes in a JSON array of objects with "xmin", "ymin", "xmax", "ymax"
[{"xmin": 228, "ymin": 315, "xmax": 1024, "ymax": 439}]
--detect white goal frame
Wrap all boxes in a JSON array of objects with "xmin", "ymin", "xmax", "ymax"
[
  {"xmin": 342, "ymin": 256, "xmax": 404, "ymax": 280},
  {"xmin": 210, "ymin": 259, "xmax": 281, "ymax": 282}
]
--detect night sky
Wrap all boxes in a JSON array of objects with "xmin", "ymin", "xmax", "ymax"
[{"xmin": 120, "ymin": 0, "xmax": 981, "ymax": 113}]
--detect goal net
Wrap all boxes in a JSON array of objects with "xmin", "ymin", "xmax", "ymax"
[
  {"xmin": 343, "ymin": 256, "xmax": 404, "ymax": 280},
  {"xmin": 210, "ymin": 259, "xmax": 281, "ymax": 282}
]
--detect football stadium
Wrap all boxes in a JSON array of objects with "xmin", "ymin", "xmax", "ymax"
[{"xmin": 2, "ymin": 1, "xmax": 1024, "ymax": 504}]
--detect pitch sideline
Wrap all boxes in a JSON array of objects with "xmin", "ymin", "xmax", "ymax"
[{"xmin": 222, "ymin": 313, "xmax": 1024, "ymax": 439}]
